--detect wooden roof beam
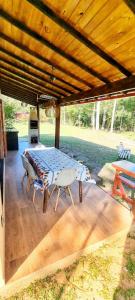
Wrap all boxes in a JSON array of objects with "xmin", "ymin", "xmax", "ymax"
[
  {"xmin": 27, "ymin": 0, "xmax": 131, "ymax": 77},
  {"xmin": 1, "ymin": 33, "xmax": 91, "ymax": 90},
  {"xmin": 1, "ymin": 72, "xmax": 44, "ymax": 95},
  {"xmin": 2, "ymin": 91, "xmax": 36, "ymax": 106},
  {"xmin": 61, "ymin": 91, "xmax": 135, "ymax": 106},
  {"xmin": 1, "ymin": 77, "xmax": 38, "ymax": 95},
  {"xmin": 1, "ymin": 75, "xmax": 59, "ymax": 107},
  {"xmin": 1, "ymin": 82, "xmax": 37, "ymax": 105},
  {"xmin": 0, "ymin": 57, "xmax": 67, "ymax": 97},
  {"xmin": 0, "ymin": 64, "xmax": 59, "ymax": 98},
  {"xmin": 60, "ymin": 75, "xmax": 135, "ymax": 105},
  {"xmin": 124, "ymin": 0, "xmax": 135, "ymax": 13},
  {"xmin": 0, "ymin": 10, "xmax": 109, "ymax": 84},
  {"xmin": 0, "ymin": 66, "xmax": 58, "ymax": 98},
  {"xmin": 0, "ymin": 78, "xmax": 36, "ymax": 98},
  {"xmin": 0, "ymin": 47, "xmax": 75, "ymax": 94}
]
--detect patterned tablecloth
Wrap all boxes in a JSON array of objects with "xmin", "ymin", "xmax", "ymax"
[{"xmin": 25, "ymin": 147, "xmax": 95, "ymax": 188}]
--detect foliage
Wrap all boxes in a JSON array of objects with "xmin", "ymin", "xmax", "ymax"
[
  {"xmin": 2, "ymin": 94, "xmax": 135, "ymax": 132},
  {"xmin": 61, "ymin": 97, "xmax": 135, "ymax": 132},
  {"xmin": 4, "ymin": 102, "xmax": 16, "ymax": 129},
  {"xmin": 126, "ymin": 257, "xmax": 135, "ymax": 276}
]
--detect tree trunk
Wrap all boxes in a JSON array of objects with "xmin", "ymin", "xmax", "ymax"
[
  {"xmin": 101, "ymin": 108, "xmax": 107, "ymax": 129},
  {"xmin": 119, "ymin": 107, "xmax": 124, "ymax": 131},
  {"xmin": 110, "ymin": 99, "xmax": 117, "ymax": 132},
  {"xmin": 96, "ymin": 101, "xmax": 100, "ymax": 130},
  {"xmin": 91, "ymin": 103, "xmax": 95, "ymax": 129}
]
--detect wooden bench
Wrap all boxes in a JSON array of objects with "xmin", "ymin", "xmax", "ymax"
[
  {"xmin": 112, "ymin": 174, "xmax": 134, "ymax": 204},
  {"xmin": 119, "ymin": 175, "xmax": 135, "ymax": 189}
]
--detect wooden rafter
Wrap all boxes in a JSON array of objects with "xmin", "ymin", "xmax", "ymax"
[
  {"xmin": 1, "ymin": 9, "xmax": 110, "ymax": 84},
  {"xmin": 60, "ymin": 75, "xmax": 135, "ymax": 105},
  {"xmin": 1, "ymin": 79, "xmax": 37, "ymax": 99},
  {"xmin": 1, "ymin": 32, "xmax": 92, "ymax": 89},
  {"xmin": 0, "ymin": 48, "xmax": 72, "ymax": 95},
  {"xmin": 27, "ymin": 0, "xmax": 131, "ymax": 78},
  {"xmin": 0, "ymin": 67, "xmax": 59, "ymax": 100},
  {"xmin": 0, "ymin": 47, "xmax": 78, "ymax": 94},
  {"xmin": 0, "ymin": 64, "xmax": 59, "ymax": 98},
  {"xmin": 1, "ymin": 77, "xmax": 38, "ymax": 96},
  {"xmin": 1, "ymin": 72, "xmax": 44, "ymax": 95},
  {"xmin": 1, "ymin": 81, "xmax": 37, "ymax": 105},
  {"xmin": 124, "ymin": 0, "xmax": 135, "ymax": 13},
  {"xmin": 0, "ymin": 57, "xmax": 67, "ymax": 97}
]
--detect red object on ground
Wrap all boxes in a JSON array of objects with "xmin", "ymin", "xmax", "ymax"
[{"xmin": 112, "ymin": 160, "xmax": 135, "ymax": 205}]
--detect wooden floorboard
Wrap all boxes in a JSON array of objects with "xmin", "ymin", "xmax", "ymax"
[{"xmin": 5, "ymin": 141, "xmax": 132, "ymax": 284}]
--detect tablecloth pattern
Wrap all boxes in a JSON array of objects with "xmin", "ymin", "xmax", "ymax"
[{"xmin": 25, "ymin": 147, "xmax": 93, "ymax": 188}]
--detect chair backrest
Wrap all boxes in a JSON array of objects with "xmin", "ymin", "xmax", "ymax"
[
  {"xmin": 27, "ymin": 160, "xmax": 37, "ymax": 180},
  {"xmin": 21, "ymin": 154, "xmax": 29, "ymax": 171},
  {"xmin": 55, "ymin": 168, "xmax": 77, "ymax": 187}
]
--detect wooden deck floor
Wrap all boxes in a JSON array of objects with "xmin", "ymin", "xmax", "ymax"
[{"xmin": 5, "ymin": 141, "xmax": 132, "ymax": 285}]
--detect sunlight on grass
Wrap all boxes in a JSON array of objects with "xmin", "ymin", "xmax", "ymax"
[
  {"xmin": 15, "ymin": 120, "xmax": 135, "ymax": 184},
  {"xmin": 15, "ymin": 121, "xmax": 135, "ymax": 153}
]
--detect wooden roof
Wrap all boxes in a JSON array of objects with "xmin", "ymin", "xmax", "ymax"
[{"xmin": 0, "ymin": 0, "xmax": 135, "ymax": 107}]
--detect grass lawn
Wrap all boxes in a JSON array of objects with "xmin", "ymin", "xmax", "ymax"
[
  {"xmin": 3, "ymin": 223, "xmax": 135, "ymax": 300},
  {"xmin": 16, "ymin": 120, "xmax": 135, "ymax": 182}
]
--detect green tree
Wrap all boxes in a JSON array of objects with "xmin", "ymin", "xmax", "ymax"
[{"xmin": 4, "ymin": 102, "xmax": 16, "ymax": 129}]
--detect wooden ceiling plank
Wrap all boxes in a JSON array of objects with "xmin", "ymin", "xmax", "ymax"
[
  {"xmin": 1, "ymin": 71, "xmax": 60, "ymax": 99},
  {"xmin": 1, "ymin": 72, "xmax": 43, "ymax": 95},
  {"xmin": 0, "ymin": 66, "xmax": 58, "ymax": 98},
  {"xmin": 1, "ymin": 77, "xmax": 38, "ymax": 95},
  {"xmin": 0, "ymin": 48, "xmax": 71, "ymax": 94},
  {"xmin": 60, "ymin": 75, "xmax": 135, "ymax": 105},
  {"xmin": 123, "ymin": 0, "xmax": 135, "ymax": 14},
  {"xmin": 0, "ymin": 56, "xmax": 67, "ymax": 97},
  {"xmin": 1, "ymin": 86, "xmax": 35, "ymax": 102},
  {"xmin": 26, "ymin": 0, "xmax": 131, "ymax": 77},
  {"xmin": 0, "ymin": 47, "xmax": 75, "ymax": 94},
  {"xmin": 0, "ymin": 62, "xmax": 60, "ymax": 97},
  {"xmin": 0, "ymin": 9, "xmax": 110, "ymax": 84},
  {"xmin": 2, "ymin": 91, "xmax": 36, "ymax": 106},
  {"xmin": 1, "ymin": 83, "xmax": 37, "ymax": 105},
  {"xmin": 1, "ymin": 33, "xmax": 90, "ymax": 90}
]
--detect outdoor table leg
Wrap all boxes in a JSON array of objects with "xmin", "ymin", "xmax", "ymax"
[
  {"xmin": 79, "ymin": 181, "xmax": 82, "ymax": 203},
  {"xmin": 43, "ymin": 188, "xmax": 48, "ymax": 213}
]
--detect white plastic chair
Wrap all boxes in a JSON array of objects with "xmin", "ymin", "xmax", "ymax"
[
  {"xmin": 21, "ymin": 154, "xmax": 45, "ymax": 203},
  {"xmin": 26, "ymin": 160, "xmax": 38, "ymax": 196},
  {"xmin": 50, "ymin": 168, "xmax": 77, "ymax": 211},
  {"xmin": 21, "ymin": 154, "xmax": 29, "ymax": 184}
]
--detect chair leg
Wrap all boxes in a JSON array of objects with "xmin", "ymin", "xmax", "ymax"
[
  {"xmin": 67, "ymin": 186, "xmax": 74, "ymax": 206},
  {"xmin": 21, "ymin": 171, "xmax": 27, "ymax": 185},
  {"xmin": 55, "ymin": 188, "xmax": 60, "ymax": 211},
  {"xmin": 33, "ymin": 188, "xmax": 36, "ymax": 203},
  {"xmin": 26, "ymin": 176, "xmax": 31, "ymax": 192},
  {"xmin": 50, "ymin": 185, "xmax": 56, "ymax": 198}
]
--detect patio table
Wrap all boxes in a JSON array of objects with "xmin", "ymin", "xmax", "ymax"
[{"xmin": 25, "ymin": 147, "xmax": 95, "ymax": 212}]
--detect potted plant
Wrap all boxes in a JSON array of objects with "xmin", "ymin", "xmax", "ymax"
[{"xmin": 4, "ymin": 102, "xmax": 19, "ymax": 150}]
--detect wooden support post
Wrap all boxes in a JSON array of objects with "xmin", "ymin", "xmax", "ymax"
[
  {"xmin": 36, "ymin": 101, "xmax": 40, "ymax": 142},
  {"xmin": 0, "ymin": 100, "xmax": 7, "ymax": 158},
  {"xmin": 55, "ymin": 105, "xmax": 60, "ymax": 149}
]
